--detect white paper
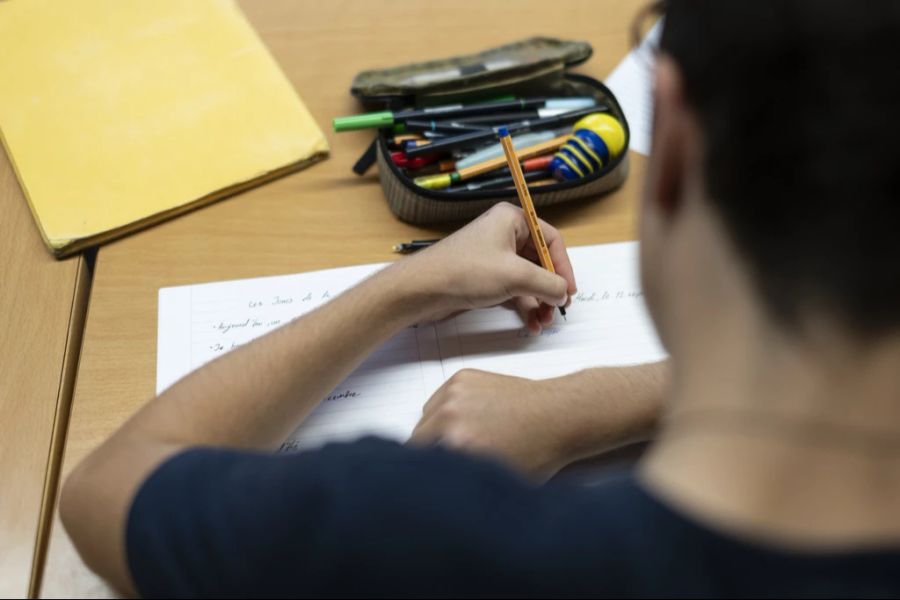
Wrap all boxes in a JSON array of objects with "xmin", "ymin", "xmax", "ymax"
[
  {"xmin": 435, "ymin": 243, "xmax": 666, "ymax": 380},
  {"xmin": 605, "ymin": 20, "xmax": 663, "ymax": 156},
  {"xmin": 157, "ymin": 242, "xmax": 666, "ymax": 451},
  {"xmin": 157, "ymin": 262, "xmax": 446, "ymax": 451}
]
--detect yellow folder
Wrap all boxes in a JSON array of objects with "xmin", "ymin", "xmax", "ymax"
[{"xmin": 0, "ymin": 0, "xmax": 329, "ymax": 257}]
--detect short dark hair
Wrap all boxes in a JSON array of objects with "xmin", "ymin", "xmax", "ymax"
[{"xmin": 657, "ymin": 1, "xmax": 900, "ymax": 336}]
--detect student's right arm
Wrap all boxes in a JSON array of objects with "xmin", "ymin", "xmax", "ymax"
[
  {"xmin": 59, "ymin": 202, "xmax": 576, "ymax": 595},
  {"xmin": 411, "ymin": 361, "xmax": 669, "ymax": 479}
]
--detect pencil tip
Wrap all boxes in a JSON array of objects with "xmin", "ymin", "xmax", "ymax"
[{"xmin": 559, "ymin": 306, "xmax": 567, "ymax": 320}]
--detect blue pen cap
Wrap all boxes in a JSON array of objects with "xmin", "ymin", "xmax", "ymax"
[{"xmin": 497, "ymin": 126, "xmax": 510, "ymax": 138}]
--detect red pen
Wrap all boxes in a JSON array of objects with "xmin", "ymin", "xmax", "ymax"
[{"xmin": 391, "ymin": 151, "xmax": 440, "ymax": 170}]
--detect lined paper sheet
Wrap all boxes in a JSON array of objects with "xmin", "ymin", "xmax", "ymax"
[
  {"xmin": 605, "ymin": 20, "xmax": 663, "ymax": 156},
  {"xmin": 436, "ymin": 243, "xmax": 666, "ymax": 379},
  {"xmin": 157, "ymin": 262, "xmax": 445, "ymax": 450},
  {"xmin": 157, "ymin": 242, "xmax": 665, "ymax": 450}
]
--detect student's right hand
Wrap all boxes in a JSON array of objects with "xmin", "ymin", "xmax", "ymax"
[{"xmin": 396, "ymin": 203, "xmax": 577, "ymax": 332}]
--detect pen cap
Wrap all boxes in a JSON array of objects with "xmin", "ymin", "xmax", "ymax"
[
  {"xmin": 543, "ymin": 97, "xmax": 597, "ymax": 110},
  {"xmin": 333, "ymin": 111, "xmax": 395, "ymax": 132},
  {"xmin": 413, "ymin": 173, "xmax": 454, "ymax": 190}
]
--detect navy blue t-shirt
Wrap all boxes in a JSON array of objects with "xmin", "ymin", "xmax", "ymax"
[{"xmin": 127, "ymin": 437, "xmax": 900, "ymax": 598}]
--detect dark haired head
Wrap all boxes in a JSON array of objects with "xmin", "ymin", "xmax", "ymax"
[{"xmin": 656, "ymin": 0, "xmax": 900, "ymax": 336}]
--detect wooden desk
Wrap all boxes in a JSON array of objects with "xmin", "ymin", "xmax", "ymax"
[
  {"xmin": 0, "ymin": 144, "xmax": 90, "ymax": 597},
  {"xmin": 39, "ymin": 0, "xmax": 646, "ymax": 596}
]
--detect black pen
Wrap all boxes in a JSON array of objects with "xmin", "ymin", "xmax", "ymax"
[
  {"xmin": 441, "ymin": 107, "xmax": 583, "ymax": 125},
  {"xmin": 404, "ymin": 105, "xmax": 608, "ymax": 158},
  {"xmin": 392, "ymin": 239, "xmax": 441, "ymax": 253},
  {"xmin": 445, "ymin": 169, "xmax": 551, "ymax": 193},
  {"xmin": 402, "ymin": 119, "xmax": 490, "ymax": 134}
]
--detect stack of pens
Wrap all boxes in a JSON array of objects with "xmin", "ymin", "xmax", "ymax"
[{"xmin": 333, "ymin": 95, "xmax": 625, "ymax": 194}]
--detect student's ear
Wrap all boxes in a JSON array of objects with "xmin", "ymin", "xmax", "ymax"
[{"xmin": 646, "ymin": 54, "xmax": 693, "ymax": 218}]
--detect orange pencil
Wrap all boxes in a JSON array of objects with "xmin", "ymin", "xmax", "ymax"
[{"xmin": 497, "ymin": 126, "xmax": 566, "ymax": 319}]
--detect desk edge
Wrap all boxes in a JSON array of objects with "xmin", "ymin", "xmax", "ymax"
[{"xmin": 29, "ymin": 255, "xmax": 92, "ymax": 599}]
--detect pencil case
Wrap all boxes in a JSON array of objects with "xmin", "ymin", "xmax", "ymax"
[{"xmin": 350, "ymin": 38, "xmax": 631, "ymax": 225}]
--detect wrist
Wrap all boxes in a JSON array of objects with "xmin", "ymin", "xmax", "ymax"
[
  {"xmin": 550, "ymin": 363, "xmax": 668, "ymax": 466},
  {"xmin": 369, "ymin": 258, "xmax": 446, "ymax": 327},
  {"xmin": 541, "ymin": 372, "xmax": 604, "ymax": 468}
]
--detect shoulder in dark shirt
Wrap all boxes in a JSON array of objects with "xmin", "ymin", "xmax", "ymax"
[{"xmin": 127, "ymin": 437, "xmax": 900, "ymax": 598}]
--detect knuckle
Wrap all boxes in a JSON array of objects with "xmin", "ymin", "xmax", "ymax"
[
  {"xmin": 491, "ymin": 202, "xmax": 520, "ymax": 222},
  {"xmin": 484, "ymin": 203, "xmax": 505, "ymax": 219},
  {"xmin": 422, "ymin": 396, "xmax": 442, "ymax": 415},
  {"xmin": 554, "ymin": 277, "xmax": 568, "ymax": 297},
  {"xmin": 453, "ymin": 368, "xmax": 488, "ymax": 387},
  {"xmin": 442, "ymin": 377, "xmax": 462, "ymax": 395},
  {"xmin": 444, "ymin": 426, "xmax": 474, "ymax": 448},
  {"xmin": 450, "ymin": 369, "xmax": 475, "ymax": 384},
  {"xmin": 441, "ymin": 381, "xmax": 462, "ymax": 399},
  {"xmin": 435, "ymin": 402, "xmax": 459, "ymax": 422},
  {"xmin": 492, "ymin": 202, "xmax": 515, "ymax": 215}
]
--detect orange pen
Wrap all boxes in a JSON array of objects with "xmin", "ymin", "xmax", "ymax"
[{"xmin": 497, "ymin": 126, "xmax": 566, "ymax": 320}]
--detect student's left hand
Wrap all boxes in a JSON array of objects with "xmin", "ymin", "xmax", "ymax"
[
  {"xmin": 409, "ymin": 362, "xmax": 669, "ymax": 480},
  {"xmin": 410, "ymin": 369, "xmax": 569, "ymax": 478}
]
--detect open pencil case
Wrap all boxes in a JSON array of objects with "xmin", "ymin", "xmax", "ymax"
[{"xmin": 349, "ymin": 37, "xmax": 631, "ymax": 226}]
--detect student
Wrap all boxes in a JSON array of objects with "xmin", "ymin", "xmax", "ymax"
[{"xmin": 61, "ymin": 0, "xmax": 900, "ymax": 596}]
